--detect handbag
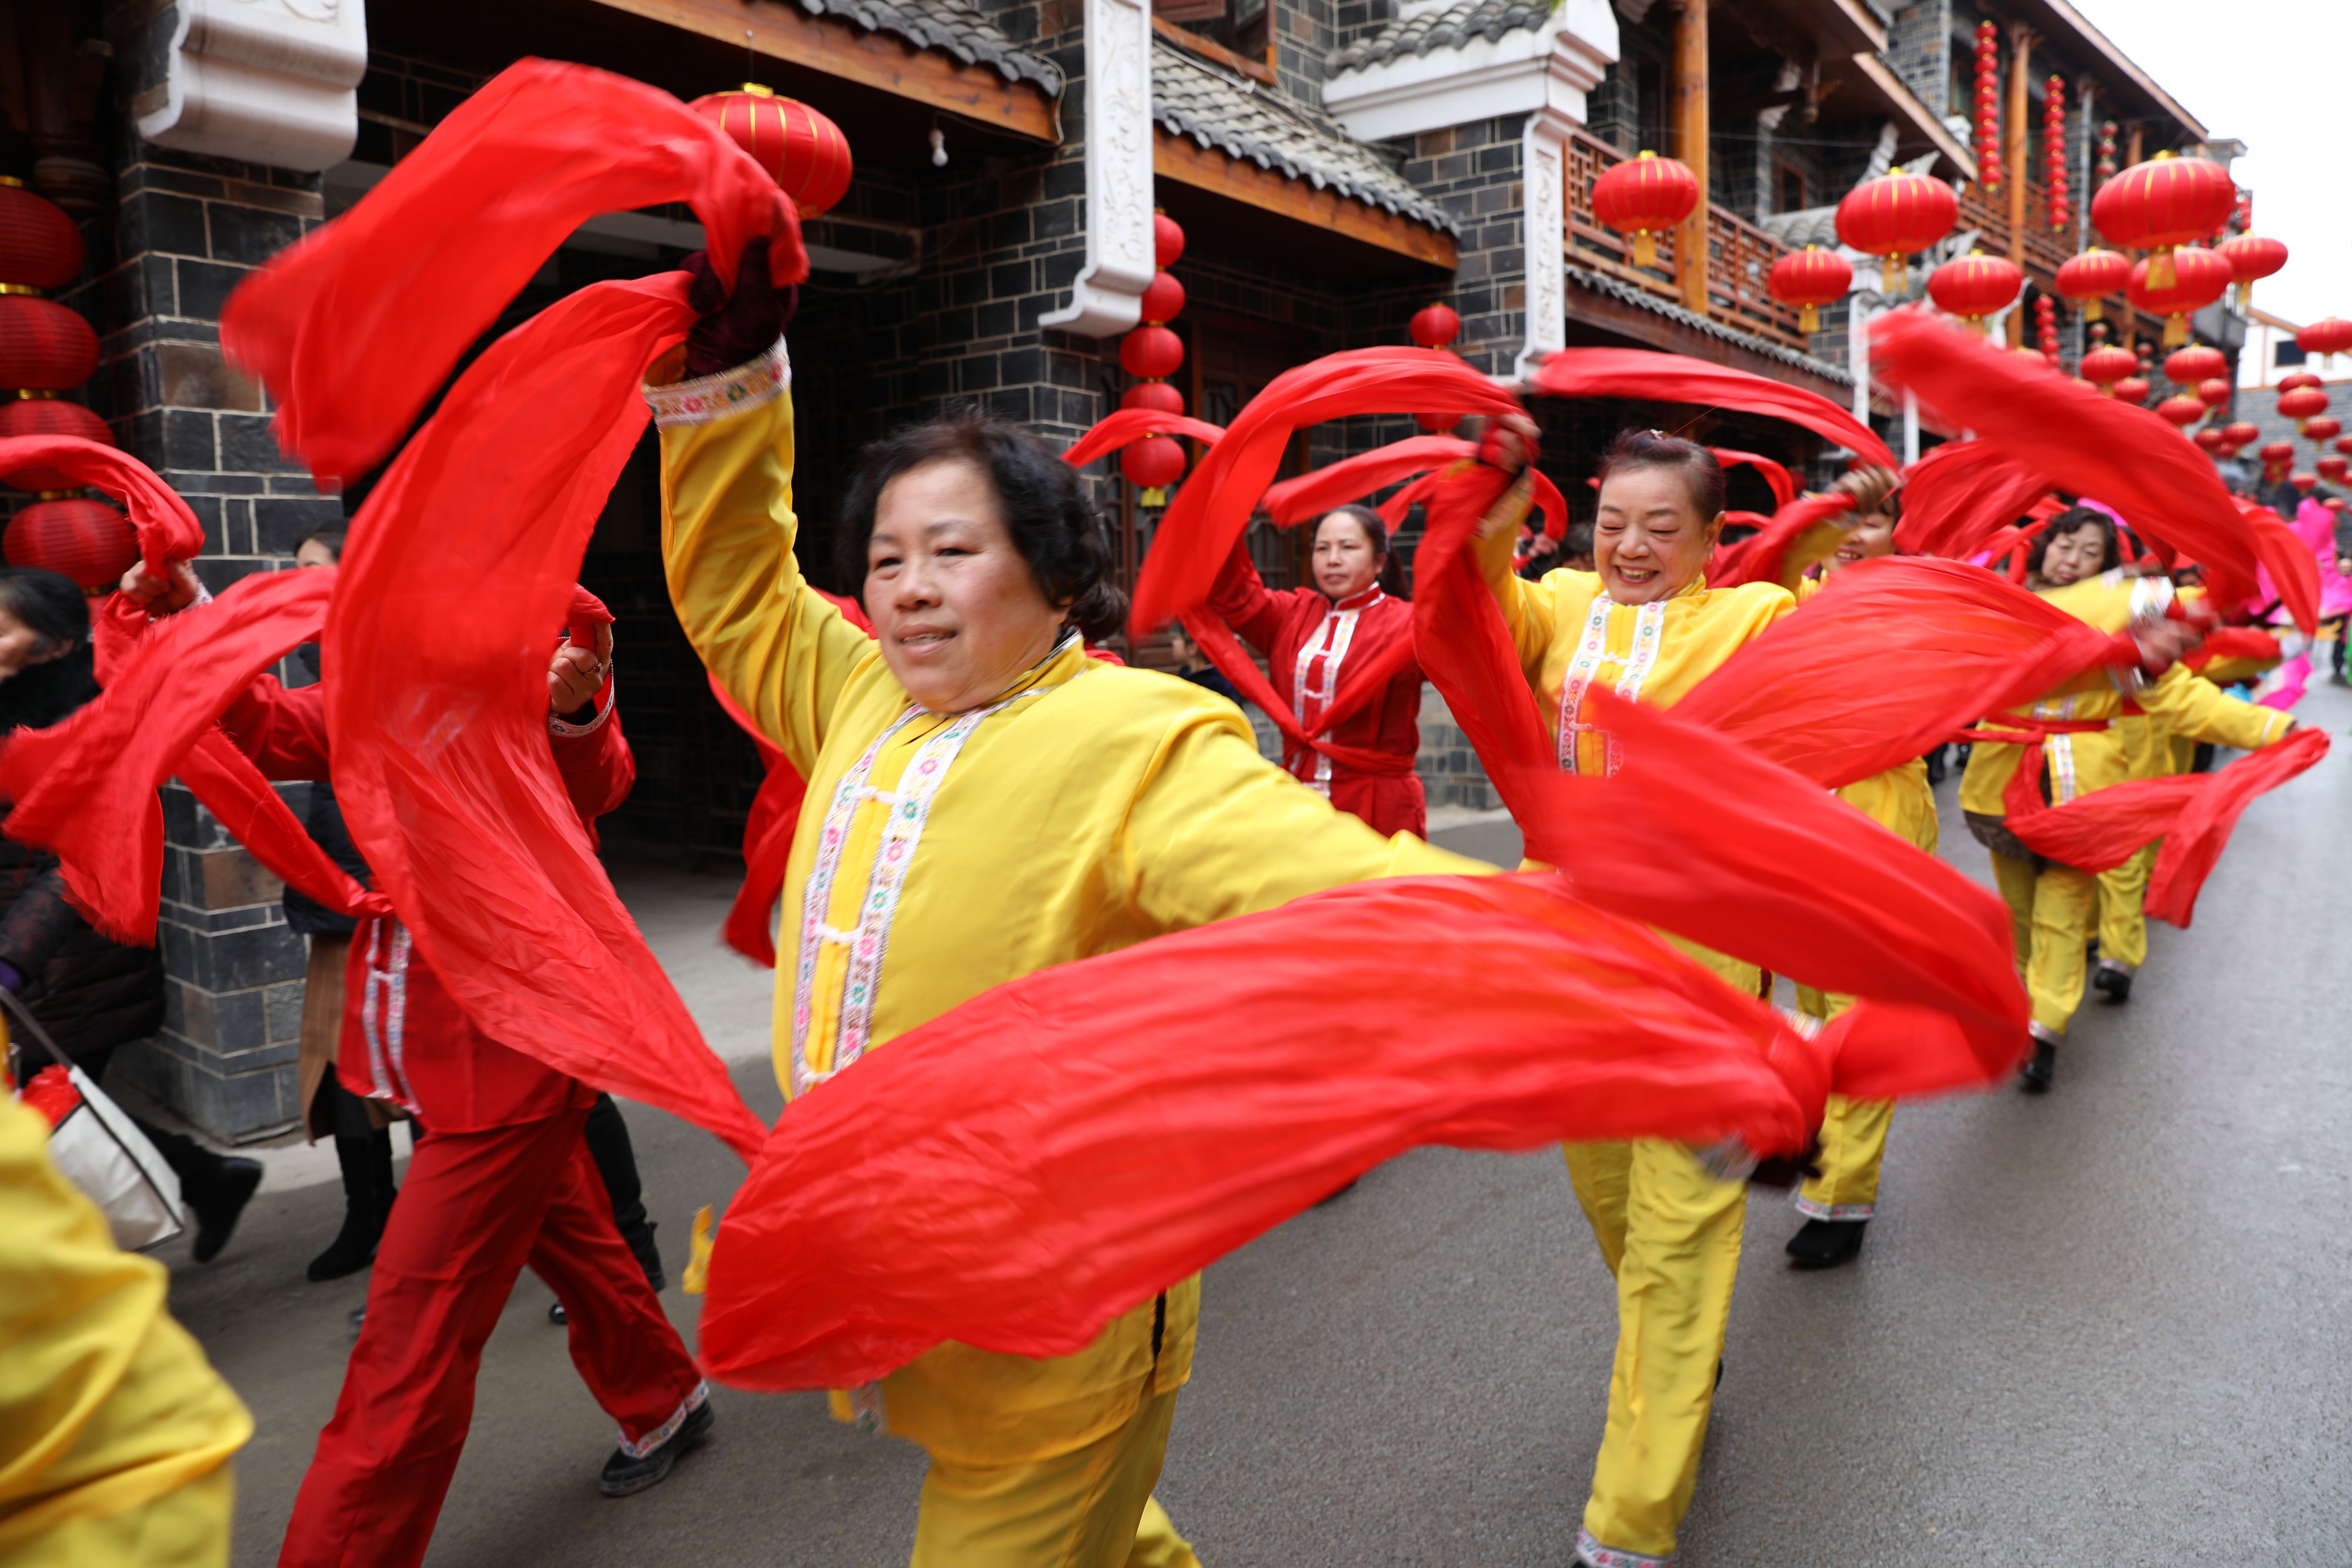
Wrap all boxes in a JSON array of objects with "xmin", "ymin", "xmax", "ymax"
[{"xmin": 3, "ymin": 988, "xmax": 186, "ymax": 1252}]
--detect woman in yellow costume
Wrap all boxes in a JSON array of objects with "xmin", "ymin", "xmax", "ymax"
[
  {"xmin": 1763, "ymin": 468, "xmax": 1933, "ymax": 1271},
  {"xmin": 1961, "ymin": 507, "xmax": 2296, "ymax": 1093},
  {"xmin": 1472, "ymin": 429, "xmax": 1798, "ymax": 1568},
  {"xmin": 1, "ymin": 1077, "xmax": 251, "ymax": 1566},
  {"xmin": 652, "ymin": 251, "xmax": 1513, "ymax": 1568}
]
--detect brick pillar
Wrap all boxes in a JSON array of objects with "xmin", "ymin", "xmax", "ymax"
[{"xmin": 90, "ymin": 128, "xmax": 340, "ymax": 1141}]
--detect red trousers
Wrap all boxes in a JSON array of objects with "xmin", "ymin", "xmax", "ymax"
[{"xmin": 279, "ymin": 1106, "xmax": 704, "ymax": 1568}]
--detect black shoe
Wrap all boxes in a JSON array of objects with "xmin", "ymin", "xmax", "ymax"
[
  {"xmin": 349, "ymin": 1305, "xmax": 368, "ymax": 1330},
  {"xmin": 1785, "ymin": 1217, "xmax": 1867, "ymax": 1269},
  {"xmin": 308, "ymin": 1200, "xmax": 392, "ymax": 1282},
  {"xmin": 189, "ymin": 1157, "xmax": 263, "ymax": 1263},
  {"xmin": 550, "ymin": 1300, "xmax": 567, "ymax": 1325},
  {"xmin": 599, "ymin": 1399, "xmax": 713, "ymax": 1497},
  {"xmin": 2018, "ymin": 1039, "xmax": 2057, "ymax": 1094},
  {"xmin": 2092, "ymin": 962, "xmax": 2133, "ymax": 1004}
]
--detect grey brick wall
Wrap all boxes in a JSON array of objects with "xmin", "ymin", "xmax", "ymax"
[
  {"xmin": 1886, "ymin": 0, "xmax": 1953, "ymax": 117},
  {"xmin": 1402, "ymin": 116, "xmax": 1528, "ymax": 379},
  {"xmin": 1275, "ymin": 0, "xmax": 1342, "ymax": 105}
]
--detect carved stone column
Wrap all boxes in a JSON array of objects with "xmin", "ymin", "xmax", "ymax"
[{"xmin": 1038, "ymin": 0, "xmax": 1153, "ymax": 337}]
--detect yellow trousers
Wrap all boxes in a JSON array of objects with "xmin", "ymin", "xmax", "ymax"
[
  {"xmin": 1789, "ymin": 988, "xmax": 1892, "ymax": 1220},
  {"xmin": 1992, "ymin": 851, "xmax": 2097, "ymax": 1037},
  {"xmin": 1564, "ymin": 1139, "xmax": 1746, "ymax": 1566},
  {"xmin": 910, "ymin": 1388, "xmax": 1200, "ymax": 1568},
  {"xmin": 2094, "ymin": 844, "xmax": 2154, "ymax": 971},
  {"xmin": 14, "ymin": 1464, "xmax": 233, "ymax": 1568}
]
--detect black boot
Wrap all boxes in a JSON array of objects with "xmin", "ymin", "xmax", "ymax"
[
  {"xmin": 2018, "ymin": 1037, "xmax": 2057, "ymax": 1094},
  {"xmin": 583, "ymin": 1095, "xmax": 664, "ymax": 1292},
  {"xmin": 138, "ymin": 1115, "xmax": 263, "ymax": 1263},
  {"xmin": 2092, "ymin": 959, "xmax": 2134, "ymax": 1004},
  {"xmin": 599, "ymin": 1398, "xmax": 714, "ymax": 1498},
  {"xmin": 308, "ymin": 1085, "xmax": 397, "ymax": 1281},
  {"xmin": 1785, "ymin": 1217, "xmax": 1867, "ymax": 1269}
]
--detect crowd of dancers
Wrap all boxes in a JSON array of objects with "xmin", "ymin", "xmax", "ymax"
[{"xmin": 2, "ymin": 60, "xmax": 2334, "ymax": 1568}]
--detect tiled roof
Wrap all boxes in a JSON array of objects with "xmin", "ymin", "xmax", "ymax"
[
  {"xmin": 1152, "ymin": 42, "xmax": 1455, "ymax": 233},
  {"xmin": 1331, "ymin": 0, "xmax": 1548, "ymax": 72},
  {"xmin": 1563, "ymin": 264, "xmax": 1854, "ymax": 386},
  {"xmin": 797, "ymin": 0, "xmax": 1063, "ymax": 96}
]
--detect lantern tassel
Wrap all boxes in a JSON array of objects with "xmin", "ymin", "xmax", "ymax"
[
  {"xmin": 1141, "ymin": 487, "xmax": 1168, "ymax": 507},
  {"xmin": 1799, "ymin": 303, "xmax": 1819, "ymax": 334},
  {"xmin": 2164, "ymin": 313, "xmax": 2189, "ymax": 349},
  {"xmin": 2236, "ymin": 281, "xmax": 2253, "ymax": 310},
  {"xmin": 2085, "ymin": 299, "xmax": 2103, "ymax": 323},
  {"xmin": 1632, "ymin": 230, "xmax": 1658, "ymax": 270},
  {"xmin": 1883, "ymin": 253, "xmax": 1906, "ymax": 296},
  {"xmin": 2149, "ymin": 248, "xmax": 2177, "ymax": 292}
]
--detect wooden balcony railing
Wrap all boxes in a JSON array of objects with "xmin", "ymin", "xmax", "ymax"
[
  {"xmin": 1562, "ymin": 128, "xmax": 1810, "ymax": 354},
  {"xmin": 1955, "ymin": 172, "xmax": 2076, "ymax": 282}
]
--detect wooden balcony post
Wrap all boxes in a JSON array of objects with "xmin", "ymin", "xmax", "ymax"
[
  {"xmin": 2006, "ymin": 24, "xmax": 2034, "ymax": 346},
  {"xmin": 1673, "ymin": 0, "xmax": 1709, "ymax": 314}
]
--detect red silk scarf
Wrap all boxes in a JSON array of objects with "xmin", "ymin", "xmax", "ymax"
[
  {"xmin": 0, "ymin": 434, "xmax": 205, "ymax": 579},
  {"xmin": 1893, "ymin": 439, "xmax": 2052, "ymax": 560},
  {"xmin": 1709, "ymin": 447, "xmax": 1797, "ymax": 509},
  {"xmin": 1526, "ymin": 348, "xmax": 1897, "ymax": 470},
  {"xmin": 1706, "ymin": 492, "xmax": 1855, "ymax": 589}
]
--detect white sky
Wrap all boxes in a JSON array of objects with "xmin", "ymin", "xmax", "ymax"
[{"xmin": 2071, "ymin": 0, "xmax": 2351, "ymax": 329}]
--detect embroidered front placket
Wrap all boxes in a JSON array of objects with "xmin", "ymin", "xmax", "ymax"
[
  {"xmin": 787, "ymin": 691, "xmax": 1041, "ymax": 1100},
  {"xmin": 1556, "ymin": 596, "xmax": 1668, "ymax": 775},
  {"xmin": 1288, "ymin": 586, "xmax": 1381, "ymax": 795}
]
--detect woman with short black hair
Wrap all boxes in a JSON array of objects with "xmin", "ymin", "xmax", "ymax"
[
  {"xmin": 1203, "ymin": 500, "xmax": 1428, "ymax": 836},
  {"xmin": 654, "ymin": 259, "xmax": 1498, "ymax": 1564}
]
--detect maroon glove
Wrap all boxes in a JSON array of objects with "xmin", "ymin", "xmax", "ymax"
[{"xmin": 682, "ymin": 237, "xmax": 797, "ymax": 379}]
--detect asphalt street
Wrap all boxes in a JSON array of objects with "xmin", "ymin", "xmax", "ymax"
[{"xmin": 169, "ymin": 681, "xmax": 2352, "ymax": 1566}]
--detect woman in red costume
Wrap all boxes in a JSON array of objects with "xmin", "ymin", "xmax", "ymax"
[
  {"xmin": 1205, "ymin": 504, "xmax": 1425, "ymax": 836},
  {"xmin": 199, "ymin": 593, "xmax": 717, "ymax": 1568}
]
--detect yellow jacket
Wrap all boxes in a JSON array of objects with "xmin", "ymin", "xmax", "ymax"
[
  {"xmin": 654, "ymin": 339, "xmax": 1482, "ymax": 1465},
  {"xmin": 1961, "ymin": 570, "xmax": 2290, "ymax": 816},
  {"xmin": 0, "ymin": 1088, "xmax": 250, "ymax": 1563}
]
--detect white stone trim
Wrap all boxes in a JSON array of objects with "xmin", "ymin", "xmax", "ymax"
[
  {"xmin": 1518, "ymin": 106, "xmax": 1573, "ymax": 383},
  {"xmin": 1321, "ymin": 2, "xmax": 1618, "ymax": 143},
  {"xmin": 132, "ymin": 0, "xmax": 368, "ymax": 172},
  {"xmin": 1038, "ymin": 0, "xmax": 1154, "ymax": 337}
]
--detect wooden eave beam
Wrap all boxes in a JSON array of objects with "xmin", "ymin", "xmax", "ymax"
[
  {"xmin": 1845, "ymin": 51, "xmax": 1973, "ymax": 175},
  {"xmin": 1152, "ymin": 129, "xmax": 1458, "ymax": 270},
  {"xmin": 580, "ymin": 0, "xmax": 1059, "ymax": 143}
]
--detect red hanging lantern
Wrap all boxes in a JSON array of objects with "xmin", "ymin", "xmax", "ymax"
[
  {"xmin": 2112, "ymin": 376, "xmax": 2152, "ymax": 405},
  {"xmin": 687, "ymin": 85, "xmax": 853, "ymax": 216},
  {"xmin": 2320, "ymin": 454, "xmax": 2350, "ymax": 485},
  {"xmin": 2217, "ymin": 232, "xmax": 2288, "ymax": 310},
  {"xmin": 1973, "ymin": 23, "xmax": 2002, "ymax": 189},
  {"xmin": 2125, "ymin": 246, "xmax": 2232, "ymax": 347},
  {"xmin": 2194, "ymin": 427, "xmax": 2227, "ymax": 451},
  {"xmin": 1928, "ymin": 252, "xmax": 2024, "ymax": 331},
  {"xmin": 2291, "ymin": 471, "xmax": 2318, "ymax": 493},
  {"xmin": 2156, "ymin": 394, "xmax": 2206, "ymax": 428},
  {"xmin": 2091, "ymin": 151, "xmax": 2237, "ymax": 290},
  {"xmin": 2054, "ymin": 249, "xmax": 2129, "ymax": 323},
  {"xmin": 1835, "ymin": 173, "xmax": 1960, "ymax": 295},
  {"xmin": 1154, "ymin": 212, "xmax": 1185, "ymax": 269},
  {"xmin": 0, "ymin": 295, "xmax": 98, "ymax": 390},
  {"xmin": 2080, "ymin": 345, "xmax": 2138, "ymax": 387},
  {"xmin": 1121, "ymin": 382, "xmax": 1184, "ymax": 414},
  {"xmin": 2336, "ymin": 434, "xmax": 2352, "ymax": 458},
  {"xmin": 2259, "ymin": 439, "xmax": 2297, "ymax": 467},
  {"xmin": 1409, "ymin": 302, "xmax": 1462, "ymax": 349},
  {"xmin": 2196, "ymin": 377, "xmax": 2231, "ymax": 407},
  {"xmin": 2164, "ymin": 344, "xmax": 2226, "ymax": 386},
  {"xmin": 0, "ymin": 180, "xmax": 83, "ymax": 292},
  {"xmin": 1120, "ymin": 325, "xmax": 1183, "ymax": 380},
  {"xmin": 2306, "ymin": 416, "xmax": 2343, "ymax": 447},
  {"xmin": 2280, "ymin": 371, "xmax": 2323, "ymax": 394},
  {"xmin": 3, "ymin": 497, "xmax": 136, "ymax": 590},
  {"xmin": 2094, "ymin": 121, "xmax": 2119, "ymax": 184},
  {"xmin": 0, "ymin": 396, "xmax": 112, "ymax": 491},
  {"xmin": 2043, "ymin": 76, "xmax": 2070, "ymax": 230},
  {"xmin": 1590, "ymin": 150, "xmax": 1699, "ymax": 269},
  {"xmin": 2298, "ymin": 317, "xmax": 2352, "ymax": 360},
  {"xmin": 1768, "ymin": 246, "xmax": 1853, "ymax": 334},
  {"xmin": 2221, "ymin": 421, "xmax": 2261, "ymax": 449},
  {"xmin": 2277, "ymin": 385, "xmax": 2330, "ymax": 427},
  {"xmin": 1138, "ymin": 270, "xmax": 1185, "ymax": 325},
  {"xmin": 1120, "ymin": 434, "xmax": 1187, "ymax": 498}
]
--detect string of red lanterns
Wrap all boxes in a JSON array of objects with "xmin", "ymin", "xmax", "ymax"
[
  {"xmin": 2043, "ymin": 77, "xmax": 2070, "ymax": 232},
  {"xmin": 1973, "ymin": 23, "xmax": 2003, "ymax": 190},
  {"xmin": 2094, "ymin": 121, "xmax": 2118, "ymax": 184},
  {"xmin": 1117, "ymin": 213, "xmax": 1191, "ymax": 504},
  {"xmin": 2034, "ymin": 293, "xmax": 2059, "ymax": 362}
]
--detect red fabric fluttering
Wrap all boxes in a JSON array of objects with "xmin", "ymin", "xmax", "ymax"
[
  {"xmin": 0, "ymin": 569, "xmax": 390, "ymax": 941},
  {"xmin": 2184, "ymin": 626, "xmax": 2281, "ymax": 674},
  {"xmin": 222, "ymin": 62, "xmax": 791, "ymax": 1162},
  {"xmin": 1709, "ymin": 447, "xmax": 1796, "ymax": 509},
  {"xmin": 1261, "ymin": 437, "xmax": 1568, "ymax": 541},
  {"xmin": 2243, "ymin": 507, "xmax": 2322, "ymax": 633},
  {"xmin": 1894, "ymin": 439, "xmax": 2050, "ymax": 559},
  {"xmin": 1996, "ymin": 723, "xmax": 2328, "ymax": 927},
  {"xmin": 699, "ymin": 873, "xmax": 1839, "ymax": 1391},
  {"xmin": 1060, "ymin": 410, "xmax": 1227, "ymax": 469},
  {"xmin": 222, "ymin": 58, "xmax": 804, "ymax": 489},
  {"xmin": 706, "ymin": 590, "xmax": 871, "ymax": 967},
  {"xmin": 1707, "ymin": 493, "xmax": 1854, "ymax": 589},
  {"xmin": 1404, "ymin": 464, "xmax": 2027, "ymax": 1074},
  {"xmin": 1526, "ymin": 348, "xmax": 1897, "ymax": 470},
  {"xmin": 1130, "ymin": 349, "xmax": 1525, "ymax": 633},
  {"xmin": 1672, "ymin": 556, "xmax": 2137, "ymax": 790},
  {"xmin": 1870, "ymin": 310, "xmax": 2307, "ymax": 629},
  {"xmin": 0, "ymin": 434, "xmax": 206, "ymax": 580}
]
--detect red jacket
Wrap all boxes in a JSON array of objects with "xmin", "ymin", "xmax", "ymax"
[
  {"xmin": 221, "ymin": 675, "xmax": 633, "ymax": 1131},
  {"xmin": 1208, "ymin": 547, "xmax": 1425, "ymax": 838}
]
